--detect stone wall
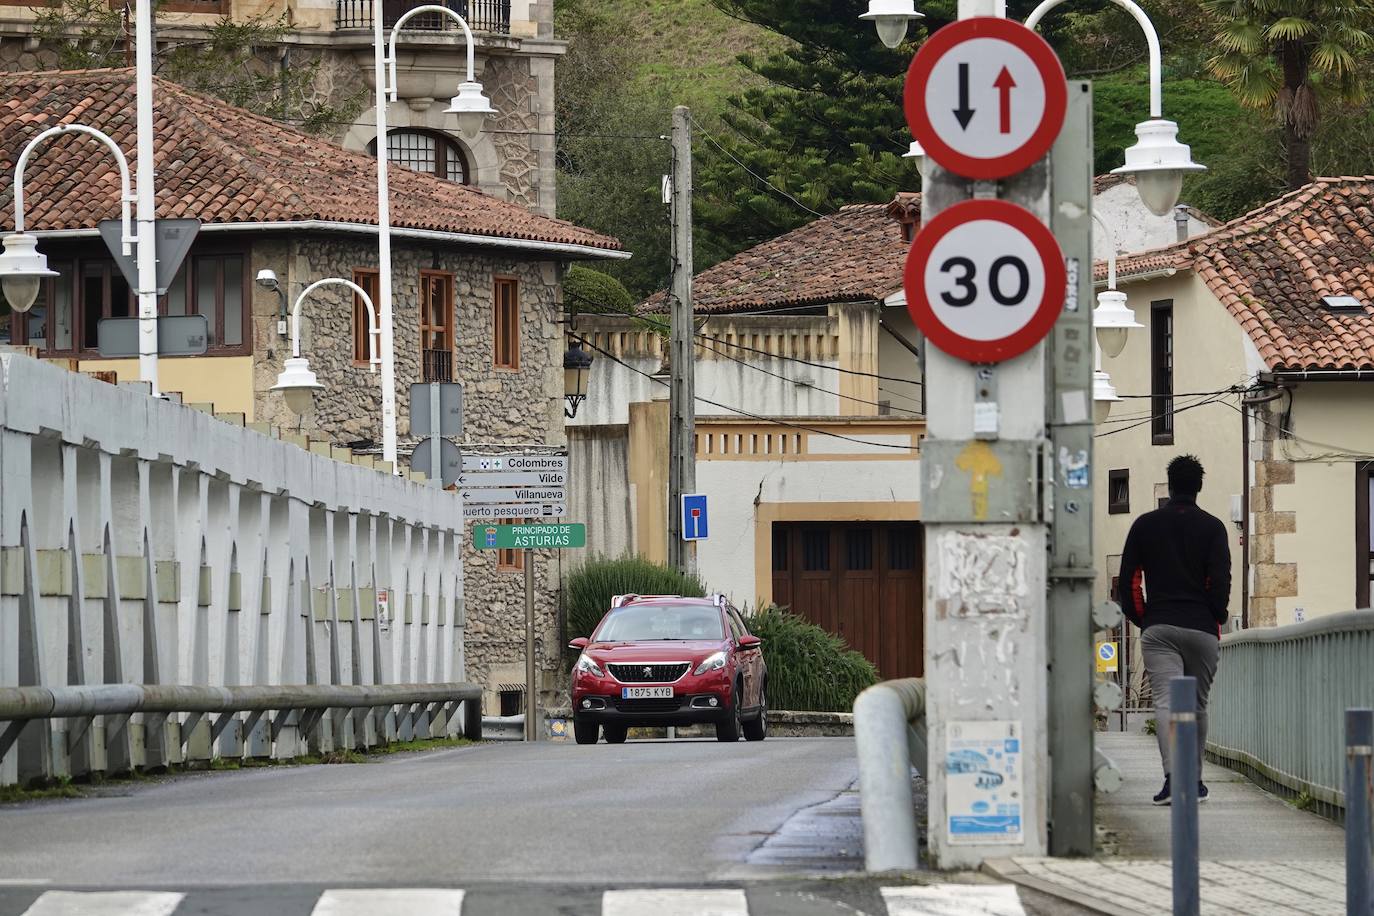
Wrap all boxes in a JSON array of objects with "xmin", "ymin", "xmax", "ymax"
[
  {"xmin": 250, "ymin": 232, "xmax": 568, "ymax": 712},
  {"xmin": 1249, "ymin": 397, "xmax": 1297, "ymax": 627}
]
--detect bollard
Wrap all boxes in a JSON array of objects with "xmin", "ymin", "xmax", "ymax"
[
  {"xmin": 1349, "ymin": 708, "xmax": 1373, "ymax": 916},
  {"xmin": 1169, "ymin": 676, "xmax": 1200, "ymax": 916}
]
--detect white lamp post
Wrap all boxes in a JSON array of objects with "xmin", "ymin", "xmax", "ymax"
[
  {"xmin": 2, "ymin": 124, "xmax": 136, "ymax": 313},
  {"xmin": 860, "ymin": 0, "xmax": 923, "ymax": 48},
  {"xmin": 372, "ymin": 5, "xmax": 497, "ymax": 470},
  {"xmin": 1025, "ymin": 0, "xmax": 1205, "ymax": 215},
  {"xmin": 273, "ymin": 277, "xmax": 381, "ymax": 416},
  {"xmin": 1090, "ymin": 213, "xmax": 1142, "ymax": 423}
]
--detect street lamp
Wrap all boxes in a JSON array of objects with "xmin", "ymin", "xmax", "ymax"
[
  {"xmin": 1090, "ymin": 213, "xmax": 1142, "ymax": 424},
  {"xmin": 902, "ymin": 139, "xmax": 926, "ymax": 167},
  {"xmin": 371, "ymin": 5, "xmax": 499, "ymax": 469},
  {"xmin": 859, "ymin": 0, "xmax": 923, "ymax": 49},
  {"xmin": 563, "ymin": 339, "xmax": 593, "ymax": 419},
  {"xmin": 2, "ymin": 124, "xmax": 136, "ymax": 313},
  {"xmin": 273, "ymin": 278, "xmax": 381, "ymax": 416},
  {"xmin": 1025, "ymin": 0, "xmax": 1205, "ymax": 215}
]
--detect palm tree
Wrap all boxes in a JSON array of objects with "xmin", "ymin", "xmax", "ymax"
[{"xmin": 1204, "ymin": 0, "xmax": 1374, "ymax": 190}]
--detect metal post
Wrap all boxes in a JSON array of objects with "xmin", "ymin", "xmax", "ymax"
[
  {"xmin": 1348, "ymin": 708, "xmax": 1373, "ymax": 916},
  {"xmin": 667, "ymin": 106, "xmax": 696, "ymax": 576},
  {"xmin": 923, "ymin": 0, "xmax": 1049, "ymax": 869},
  {"xmin": 1047, "ymin": 80, "xmax": 1096, "ymax": 855},
  {"xmin": 371, "ymin": 11, "xmax": 399, "ymax": 470},
  {"xmin": 1170, "ymin": 676, "xmax": 1200, "ymax": 916},
  {"xmin": 428, "ymin": 383, "xmax": 442, "ymax": 489},
  {"xmin": 133, "ymin": 0, "xmax": 159, "ymax": 395},
  {"xmin": 524, "ymin": 547, "xmax": 537, "ymax": 742}
]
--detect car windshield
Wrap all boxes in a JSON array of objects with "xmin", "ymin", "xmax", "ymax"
[{"xmin": 595, "ymin": 604, "xmax": 724, "ymax": 642}]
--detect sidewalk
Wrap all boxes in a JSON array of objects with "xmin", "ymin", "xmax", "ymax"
[{"xmin": 986, "ymin": 731, "xmax": 1349, "ymax": 915}]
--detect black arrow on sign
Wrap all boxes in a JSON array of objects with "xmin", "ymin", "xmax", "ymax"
[{"xmin": 954, "ymin": 63, "xmax": 975, "ymax": 130}]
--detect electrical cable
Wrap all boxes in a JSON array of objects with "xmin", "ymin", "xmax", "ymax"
[
  {"xmin": 574, "ymin": 334, "xmax": 918, "ymax": 451},
  {"xmin": 1093, "ymin": 391, "xmax": 1239, "ymax": 439},
  {"xmin": 687, "ymin": 112, "xmax": 825, "ymax": 219},
  {"xmin": 1220, "ymin": 399, "xmax": 1374, "ymax": 459}
]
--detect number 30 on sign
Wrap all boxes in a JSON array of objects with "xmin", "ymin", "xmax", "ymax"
[{"xmin": 904, "ymin": 199, "xmax": 1066, "ymax": 365}]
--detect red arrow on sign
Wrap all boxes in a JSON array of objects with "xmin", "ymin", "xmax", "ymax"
[{"xmin": 994, "ymin": 66, "xmax": 1016, "ymax": 134}]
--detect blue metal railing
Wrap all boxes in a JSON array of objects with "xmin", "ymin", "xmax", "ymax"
[{"xmin": 1207, "ymin": 609, "xmax": 1374, "ymax": 817}]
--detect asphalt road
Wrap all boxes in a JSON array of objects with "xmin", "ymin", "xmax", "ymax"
[{"xmin": 0, "ymin": 737, "xmax": 1089, "ymax": 914}]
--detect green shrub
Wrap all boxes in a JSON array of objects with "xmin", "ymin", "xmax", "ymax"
[
  {"xmin": 567, "ymin": 555, "xmax": 707, "ymax": 639},
  {"xmin": 745, "ymin": 605, "xmax": 878, "ymax": 712},
  {"xmin": 564, "ymin": 265, "xmax": 634, "ymax": 315}
]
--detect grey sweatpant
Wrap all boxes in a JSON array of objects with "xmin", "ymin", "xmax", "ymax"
[{"xmin": 1142, "ymin": 624, "xmax": 1220, "ymax": 776}]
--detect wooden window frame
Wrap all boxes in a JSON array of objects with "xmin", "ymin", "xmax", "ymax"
[
  {"xmin": 1108, "ymin": 469, "xmax": 1130, "ymax": 515},
  {"xmin": 1357, "ymin": 462, "xmax": 1373, "ymax": 608},
  {"xmin": 497, "ymin": 519, "xmax": 526, "ymax": 571},
  {"xmin": 493, "ymin": 276, "xmax": 520, "ymax": 370},
  {"xmin": 420, "ymin": 270, "xmax": 455, "ymax": 383},
  {"xmin": 1151, "ymin": 299, "xmax": 1175, "ymax": 445},
  {"xmin": 352, "ymin": 268, "xmax": 379, "ymax": 367}
]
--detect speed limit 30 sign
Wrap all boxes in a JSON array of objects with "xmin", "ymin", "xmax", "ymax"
[
  {"xmin": 904, "ymin": 199, "xmax": 1066, "ymax": 364},
  {"xmin": 905, "ymin": 17, "xmax": 1067, "ymax": 179}
]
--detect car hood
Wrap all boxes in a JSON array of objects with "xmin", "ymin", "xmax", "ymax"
[{"xmin": 586, "ymin": 640, "xmax": 724, "ymax": 663}]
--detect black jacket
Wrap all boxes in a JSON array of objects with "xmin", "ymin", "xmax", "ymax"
[{"xmin": 1118, "ymin": 496, "xmax": 1231, "ymax": 635}]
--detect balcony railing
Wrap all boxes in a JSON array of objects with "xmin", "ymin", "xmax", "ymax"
[
  {"xmin": 422, "ymin": 347, "xmax": 454, "ymax": 383},
  {"xmin": 336, "ymin": 0, "xmax": 511, "ymax": 33}
]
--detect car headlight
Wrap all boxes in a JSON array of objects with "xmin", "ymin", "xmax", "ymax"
[
  {"xmin": 576, "ymin": 654, "xmax": 604, "ymax": 677},
  {"xmin": 694, "ymin": 651, "xmax": 727, "ymax": 676}
]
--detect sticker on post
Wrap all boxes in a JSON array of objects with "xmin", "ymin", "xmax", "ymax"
[{"xmin": 946, "ymin": 720, "xmax": 1024, "ymax": 845}]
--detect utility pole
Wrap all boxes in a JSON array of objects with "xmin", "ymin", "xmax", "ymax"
[
  {"xmin": 667, "ymin": 105, "xmax": 696, "ymax": 575},
  {"xmin": 134, "ymin": 0, "xmax": 160, "ymax": 395}
]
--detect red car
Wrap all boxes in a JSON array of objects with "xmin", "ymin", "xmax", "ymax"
[{"xmin": 568, "ymin": 594, "xmax": 768, "ymax": 745}]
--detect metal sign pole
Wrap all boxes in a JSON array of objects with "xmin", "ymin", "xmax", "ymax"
[
  {"xmin": 428, "ymin": 383, "xmax": 442, "ymax": 489},
  {"xmin": 524, "ymin": 547, "xmax": 537, "ymax": 742}
]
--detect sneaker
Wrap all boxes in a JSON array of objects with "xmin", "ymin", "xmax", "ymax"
[
  {"xmin": 1198, "ymin": 782, "xmax": 1209, "ymax": 804},
  {"xmin": 1152, "ymin": 776, "xmax": 1171, "ymax": 806}
]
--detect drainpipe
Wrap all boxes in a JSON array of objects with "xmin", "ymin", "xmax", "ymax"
[{"xmin": 1240, "ymin": 387, "xmax": 1286, "ymax": 629}]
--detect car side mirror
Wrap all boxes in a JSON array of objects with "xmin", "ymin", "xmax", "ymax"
[
  {"xmin": 738, "ymin": 635, "xmax": 762, "ymax": 649},
  {"xmin": 568, "ymin": 637, "xmax": 589, "ymax": 650}
]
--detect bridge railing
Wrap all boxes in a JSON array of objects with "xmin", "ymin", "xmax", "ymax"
[{"xmin": 1207, "ymin": 609, "xmax": 1374, "ymax": 818}]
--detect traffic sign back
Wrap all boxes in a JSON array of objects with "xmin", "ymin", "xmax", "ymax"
[{"xmin": 904, "ymin": 17, "xmax": 1066, "ymax": 179}]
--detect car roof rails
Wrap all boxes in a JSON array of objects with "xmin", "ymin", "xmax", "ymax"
[
  {"xmin": 611, "ymin": 594, "xmax": 686, "ymax": 607},
  {"xmin": 710, "ymin": 593, "xmax": 728, "ymax": 607}
]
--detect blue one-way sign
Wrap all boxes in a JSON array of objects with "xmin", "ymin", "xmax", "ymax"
[{"xmin": 681, "ymin": 494, "xmax": 709, "ymax": 541}]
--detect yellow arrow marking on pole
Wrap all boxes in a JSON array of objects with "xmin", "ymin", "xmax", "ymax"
[{"xmin": 956, "ymin": 441, "xmax": 1003, "ymax": 521}]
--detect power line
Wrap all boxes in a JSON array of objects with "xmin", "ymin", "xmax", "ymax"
[
  {"xmin": 1093, "ymin": 391, "xmax": 1239, "ymax": 439},
  {"xmin": 574, "ymin": 335, "xmax": 919, "ymax": 451},
  {"xmin": 1221, "ymin": 399, "xmax": 1374, "ymax": 458},
  {"xmin": 687, "ymin": 112, "xmax": 825, "ymax": 219}
]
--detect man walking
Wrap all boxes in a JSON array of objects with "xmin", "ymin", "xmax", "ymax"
[{"xmin": 1118, "ymin": 454, "xmax": 1231, "ymax": 806}]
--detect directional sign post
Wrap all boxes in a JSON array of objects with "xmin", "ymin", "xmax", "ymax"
[{"xmin": 463, "ymin": 487, "xmax": 566, "ymax": 505}]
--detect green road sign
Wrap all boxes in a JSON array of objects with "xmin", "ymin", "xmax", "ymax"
[{"xmin": 473, "ymin": 523, "xmax": 586, "ymax": 550}]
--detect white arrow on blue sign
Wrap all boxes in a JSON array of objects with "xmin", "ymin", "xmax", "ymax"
[{"xmin": 681, "ymin": 493, "xmax": 709, "ymax": 541}]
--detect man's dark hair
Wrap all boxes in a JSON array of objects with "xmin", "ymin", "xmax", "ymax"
[{"xmin": 1167, "ymin": 454, "xmax": 1205, "ymax": 497}]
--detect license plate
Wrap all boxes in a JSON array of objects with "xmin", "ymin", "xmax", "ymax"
[{"xmin": 621, "ymin": 686, "xmax": 674, "ymax": 699}]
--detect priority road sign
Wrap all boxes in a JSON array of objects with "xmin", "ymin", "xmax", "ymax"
[
  {"xmin": 904, "ymin": 198, "xmax": 1066, "ymax": 364},
  {"xmin": 462, "ymin": 503, "xmax": 567, "ymax": 521},
  {"xmin": 681, "ymin": 493, "xmax": 709, "ymax": 541},
  {"xmin": 904, "ymin": 17, "xmax": 1067, "ymax": 180},
  {"xmin": 473, "ymin": 523, "xmax": 586, "ymax": 550},
  {"xmin": 461, "ymin": 486, "xmax": 566, "ymax": 505}
]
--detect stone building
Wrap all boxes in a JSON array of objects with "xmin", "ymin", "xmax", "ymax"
[
  {"xmin": 0, "ymin": 69, "xmax": 624, "ymax": 711},
  {"xmin": 0, "ymin": 0, "xmax": 557, "ymax": 215}
]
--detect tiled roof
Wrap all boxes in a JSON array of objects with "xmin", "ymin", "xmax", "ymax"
[
  {"xmin": 0, "ymin": 69, "xmax": 622, "ymax": 254},
  {"xmin": 643, "ymin": 199, "xmax": 915, "ymax": 314},
  {"xmin": 1105, "ymin": 177, "xmax": 1374, "ymax": 371}
]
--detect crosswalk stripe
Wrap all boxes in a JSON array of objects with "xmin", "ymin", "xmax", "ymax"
[
  {"xmin": 602, "ymin": 889, "xmax": 749, "ymax": 916},
  {"xmin": 881, "ymin": 885, "xmax": 1026, "ymax": 916},
  {"xmin": 309, "ymin": 889, "xmax": 465, "ymax": 916},
  {"xmin": 20, "ymin": 891, "xmax": 184, "ymax": 916}
]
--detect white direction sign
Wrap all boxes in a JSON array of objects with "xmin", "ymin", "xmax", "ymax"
[
  {"xmin": 904, "ymin": 17, "xmax": 1066, "ymax": 180},
  {"xmin": 463, "ymin": 503, "xmax": 568, "ymax": 521},
  {"xmin": 904, "ymin": 199, "xmax": 1066, "ymax": 365},
  {"xmin": 457, "ymin": 470, "xmax": 566, "ymax": 488},
  {"xmin": 461, "ymin": 454, "xmax": 568, "ymax": 473},
  {"xmin": 462, "ymin": 487, "xmax": 566, "ymax": 505}
]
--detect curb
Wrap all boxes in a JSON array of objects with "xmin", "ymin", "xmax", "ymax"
[{"xmin": 982, "ymin": 859, "xmax": 1127, "ymax": 916}]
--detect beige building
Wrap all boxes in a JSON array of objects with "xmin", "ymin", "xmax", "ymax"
[{"xmin": 1096, "ymin": 175, "xmax": 1374, "ymax": 629}]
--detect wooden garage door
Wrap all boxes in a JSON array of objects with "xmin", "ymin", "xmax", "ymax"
[{"xmin": 770, "ymin": 522, "xmax": 924, "ymax": 679}]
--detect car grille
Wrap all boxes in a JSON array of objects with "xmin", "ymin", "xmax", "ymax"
[
  {"xmin": 614, "ymin": 697, "xmax": 683, "ymax": 713},
  {"xmin": 608, "ymin": 663, "xmax": 690, "ymax": 683}
]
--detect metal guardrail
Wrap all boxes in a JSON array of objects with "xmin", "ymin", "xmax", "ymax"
[
  {"xmin": 1207, "ymin": 609, "xmax": 1374, "ymax": 816},
  {"xmin": 854, "ymin": 678, "xmax": 928, "ymax": 872},
  {"xmin": 0, "ymin": 682, "xmax": 483, "ymax": 783}
]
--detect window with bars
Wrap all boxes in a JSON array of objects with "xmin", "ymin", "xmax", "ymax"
[
  {"xmin": 352, "ymin": 269, "xmax": 379, "ymax": 366},
  {"xmin": 421, "ymin": 271, "xmax": 455, "ymax": 382},
  {"xmin": 373, "ymin": 129, "xmax": 469, "ymax": 184},
  {"xmin": 1151, "ymin": 300, "xmax": 1174, "ymax": 445},
  {"xmin": 1109, "ymin": 469, "xmax": 1130, "ymax": 515},
  {"xmin": 494, "ymin": 277, "xmax": 520, "ymax": 370}
]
